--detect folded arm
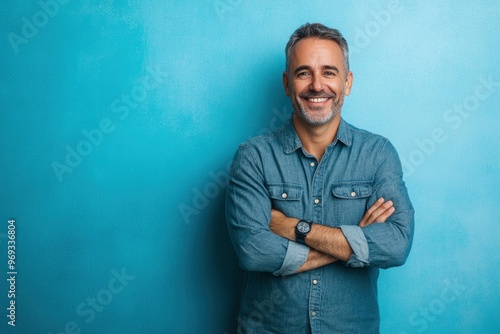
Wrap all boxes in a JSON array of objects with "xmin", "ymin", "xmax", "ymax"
[
  {"xmin": 342, "ymin": 141, "xmax": 414, "ymax": 268},
  {"xmin": 226, "ymin": 144, "xmax": 309, "ymax": 275},
  {"xmin": 271, "ymin": 198, "xmax": 395, "ymax": 271},
  {"xmin": 270, "ymin": 141, "xmax": 414, "ymax": 270}
]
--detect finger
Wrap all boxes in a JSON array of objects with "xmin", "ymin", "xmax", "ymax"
[
  {"xmin": 358, "ymin": 198, "xmax": 385, "ymax": 227},
  {"xmin": 368, "ymin": 200, "xmax": 394, "ymax": 224},
  {"xmin": 359, "ymin": 200, "xmax": 394, "ymax": 227},
  {"xmin": 376, "ymin": 206, "xmax": 395, "ymax": 223}
]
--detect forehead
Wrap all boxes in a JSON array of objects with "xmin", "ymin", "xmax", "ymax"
[{"xmin": 289, "ymin": 38, "xmax": 344, "ymax": 70}]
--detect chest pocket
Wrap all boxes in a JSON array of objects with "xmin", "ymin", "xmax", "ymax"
[
  {"xmin": 267, "ymin": 183, "xmax": 303, "ymax": 218},
  {"xmin": 331, "ymin": 181, "xmax": 373, "ymax": 225}
]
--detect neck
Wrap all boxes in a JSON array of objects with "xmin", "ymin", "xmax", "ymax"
[{"xmin": 292, "ymin": 113, "xmax": 341, "ymax": 161}]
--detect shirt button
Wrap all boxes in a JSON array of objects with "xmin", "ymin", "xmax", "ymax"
[
  {"xmin": 312, "ymin": 279, "xmax": 318, "ymax": 285},
  {"xmin": 351, "ymin": 191, "xmax": 356, "ymax": 197},
  {"xmin": 314, "ymin": 198, "xmax": 320, "ymax": 204},
  {"xmin": 310, "ymin": 162, "xmax": 315, "ymax": 167},
  {"xmin": 281, "ymin": 193, "xmax": 287, "ymax": 199},
  {"xmin": 311, "ymin": 311, "xmax": 316, "ymax": 317}
]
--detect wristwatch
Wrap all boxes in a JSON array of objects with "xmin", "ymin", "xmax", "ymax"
[{"xmin": 295, "ymin": 220, "xmax": 313, "ymax": 245}]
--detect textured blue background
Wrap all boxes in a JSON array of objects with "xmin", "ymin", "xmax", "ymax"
[{"xmin": 1, "ymin": 1, "xmax": 499, "ymax": 333}]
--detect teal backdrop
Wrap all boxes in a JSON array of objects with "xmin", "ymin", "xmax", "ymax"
[{"xmin": 1, "ymin": 1, "xmax": 499, "ymax": 333}]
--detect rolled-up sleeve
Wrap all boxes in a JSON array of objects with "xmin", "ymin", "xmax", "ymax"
[
  {"xmin": 339, "ymin": 225, "xmax": 369, "ymax": 267},
  {"xmin": 341, "ymin": 140, "xmax": 414, "ymax": 269},
  {"xmin": 273, "ymin": 241, "xmax": 309, "ymax": 276},
  {"xmin": 225, "ymin": 143, "xmax": 307, "ymax": 275}
]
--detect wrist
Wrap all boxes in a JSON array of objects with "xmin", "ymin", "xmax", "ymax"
[{"xmin": 295, "ymin": 220, "xmax": 313, "ymax": 245}]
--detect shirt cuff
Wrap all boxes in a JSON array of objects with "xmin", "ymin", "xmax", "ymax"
[
  {"xmin": 273, "ymin": 240, "xmax": 309, "ymax": 276},
  {"xmin": 340, "ymin": 225, "xmax": 369, "ymax": 267}
]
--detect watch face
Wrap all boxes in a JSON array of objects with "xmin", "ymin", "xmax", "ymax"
[{"xmin": 297, "ymin": 221, "xmax": 311, "ymax": 233}]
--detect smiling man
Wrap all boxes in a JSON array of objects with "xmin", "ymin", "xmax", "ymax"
[
  {"xmin": 286, "ymin": 38, "xmax": 349, "ymax": 127},
  {"xmin": 226, "ymin": 23, "xmax": 414, "ymax": 333}
]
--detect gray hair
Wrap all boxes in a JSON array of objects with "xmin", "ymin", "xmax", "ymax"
[{"xmin": 285, "ymin": 23, "xmax": 350, "ymax": 77}]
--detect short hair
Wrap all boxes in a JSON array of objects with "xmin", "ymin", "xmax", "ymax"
[{"xmin": 285, "ymin": 23, "xmax": 350, "ymax": 76}]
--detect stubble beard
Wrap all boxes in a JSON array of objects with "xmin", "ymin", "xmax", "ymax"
[{"xmin": 292, "ymin": 90, "xmax": 345, "ymax": 126}]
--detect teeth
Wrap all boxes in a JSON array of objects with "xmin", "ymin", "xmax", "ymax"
[{"xmin": 307, "ymin": 97, "xmax": 328, "ymax": 103}]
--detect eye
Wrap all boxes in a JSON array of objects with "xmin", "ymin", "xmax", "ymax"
[
  {"xmin": 297, "ymin": 71, "xmax": 310, "ymax": 78},
  {"xmin": 324, "ymin": 71, "xmax": 336, "ymax": 77}
]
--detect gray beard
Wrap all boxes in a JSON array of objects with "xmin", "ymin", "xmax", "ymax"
[{"xmin": 293, "ymin": 95, "xmax": 343, "ymax": 126}]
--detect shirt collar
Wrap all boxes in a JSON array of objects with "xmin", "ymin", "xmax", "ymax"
[{"xmin": 282, "ymin": 117, "xmax": 352, "ymax": 155}]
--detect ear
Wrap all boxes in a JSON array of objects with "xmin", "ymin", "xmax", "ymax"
[
  {"xmin": 344, "ymin": 71, "xmax": 353, "ymax": 96},
  {"xmin": 282, "ymin": 71, "xmax": 291, "ymax": 96}
]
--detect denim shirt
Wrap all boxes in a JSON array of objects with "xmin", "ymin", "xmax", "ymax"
[{"xmin": 226, "ymin": 118, "xmax": 414, "ymax": 334}]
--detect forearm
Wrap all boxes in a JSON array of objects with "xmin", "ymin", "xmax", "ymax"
[
  {"xmin": 269, "ymin": 199, "xmax": 399, "ymax": 265},
  {"xmin": 270, "ymin": 213, "xmax": 353, "ymax": 262},
  {"xmin": 307, "ymin": 216, "xmax": 413, "ymax": 267},
  {"xmin": 296, "ymin": 248, "xmax": 338, "ymax": 273},
  {"xmin": 305, "ymin": 224, "xmax": 353, "ymax": 262}
]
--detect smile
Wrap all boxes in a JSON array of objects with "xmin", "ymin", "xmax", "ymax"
[{"xmin": 306, "ymin": 97, "xmax": 329, "ymax": 103}]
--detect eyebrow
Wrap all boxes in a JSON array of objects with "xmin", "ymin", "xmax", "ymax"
[
  {"xmin": 323, "ymin": 65, "xmax": 340, "ymax": 74},
  {"xmin": 293, "ymin": 65, "xmax": 340, "ymax": 75}
]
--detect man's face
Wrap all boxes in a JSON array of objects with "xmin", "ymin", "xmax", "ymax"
[{"xmin": 283, "ymin": 38, "xmax": 353, "ymax": 126}]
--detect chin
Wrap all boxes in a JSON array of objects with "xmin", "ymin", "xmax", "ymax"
[
  {"xmin": 299, "ymin": 108, "xmax": 339, "ymax": 126},
  {"xmin": 299, "ymin": 113, "xmax": 332, "ymax": 126}
]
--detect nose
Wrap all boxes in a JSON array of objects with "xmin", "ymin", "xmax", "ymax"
[{"xmin": 310, "ymin": 73, "xmax": 323, "ymax": 91}]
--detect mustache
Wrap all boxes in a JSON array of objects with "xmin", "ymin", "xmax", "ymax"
[{"xmin": 299, "ymin": 91, "xmax": 336, "ymax": 99}]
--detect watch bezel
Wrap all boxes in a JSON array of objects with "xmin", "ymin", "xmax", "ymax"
[
  {"xmin": 296, "ymin": 221, "xmax": 311, "ymax": 233},
  {"xmin": 295, "ymin": 220, "xmax": 313, "ymax": 245}
]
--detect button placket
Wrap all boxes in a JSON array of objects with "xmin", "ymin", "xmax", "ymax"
[{"xmin": 309, "ymin": 275, "xmax": 321, "ymax": 327}]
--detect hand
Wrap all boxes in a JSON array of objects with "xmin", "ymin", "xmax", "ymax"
[{"xmin": 358, "ymin": 198, "xmax": 395, "ymax": 227}]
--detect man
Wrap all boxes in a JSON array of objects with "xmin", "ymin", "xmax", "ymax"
[{"xmin": 226, "ymin": 23, "xmax": 414, "ymax": 333}]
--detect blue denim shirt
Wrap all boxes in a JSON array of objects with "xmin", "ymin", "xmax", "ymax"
[{"xmin": 226, "ymin": 118, "xmax": 414, "ymax": 333}]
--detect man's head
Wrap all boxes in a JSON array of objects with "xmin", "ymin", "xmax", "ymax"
[
  {"xmin": 283, "ymin": 23, "xmax": 353, "ymax": 127},
  {"xmin": 285, "ymin": 23, "xmax": 350, "ymax": 77}
]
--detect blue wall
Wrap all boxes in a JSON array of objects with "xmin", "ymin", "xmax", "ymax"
[{"xmin": 1, "ymin": 1, "xmax": 499, "ymax": 333}]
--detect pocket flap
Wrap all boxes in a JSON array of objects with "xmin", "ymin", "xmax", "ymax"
[
  {"xmin": 332, "ymin": 182, "xmax": 372, "ymax": 199},
  {"xmin": 267, "ymin": 183, "xmax": 302, "ymax": 200}
]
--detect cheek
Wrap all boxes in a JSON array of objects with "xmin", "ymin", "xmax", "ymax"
[
  {"xmin": 291, "ymin": 81, "xmax": 309, "ymax": 95},
  {"xmin": 329, "ymin": 82, "xmax": 346, "ymax": 96}
]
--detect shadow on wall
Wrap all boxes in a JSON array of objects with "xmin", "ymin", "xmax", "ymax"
[
  {"xmin": 182, "ymin": 60, "xmax": 291, "ymax": 332},
  {"xmin": 208, "ymin": 190, "xmax": 244, "ymax": 331},
  {"xmin": 184, "ymin": 186, "xmax": 244, "ymax": 332}
]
